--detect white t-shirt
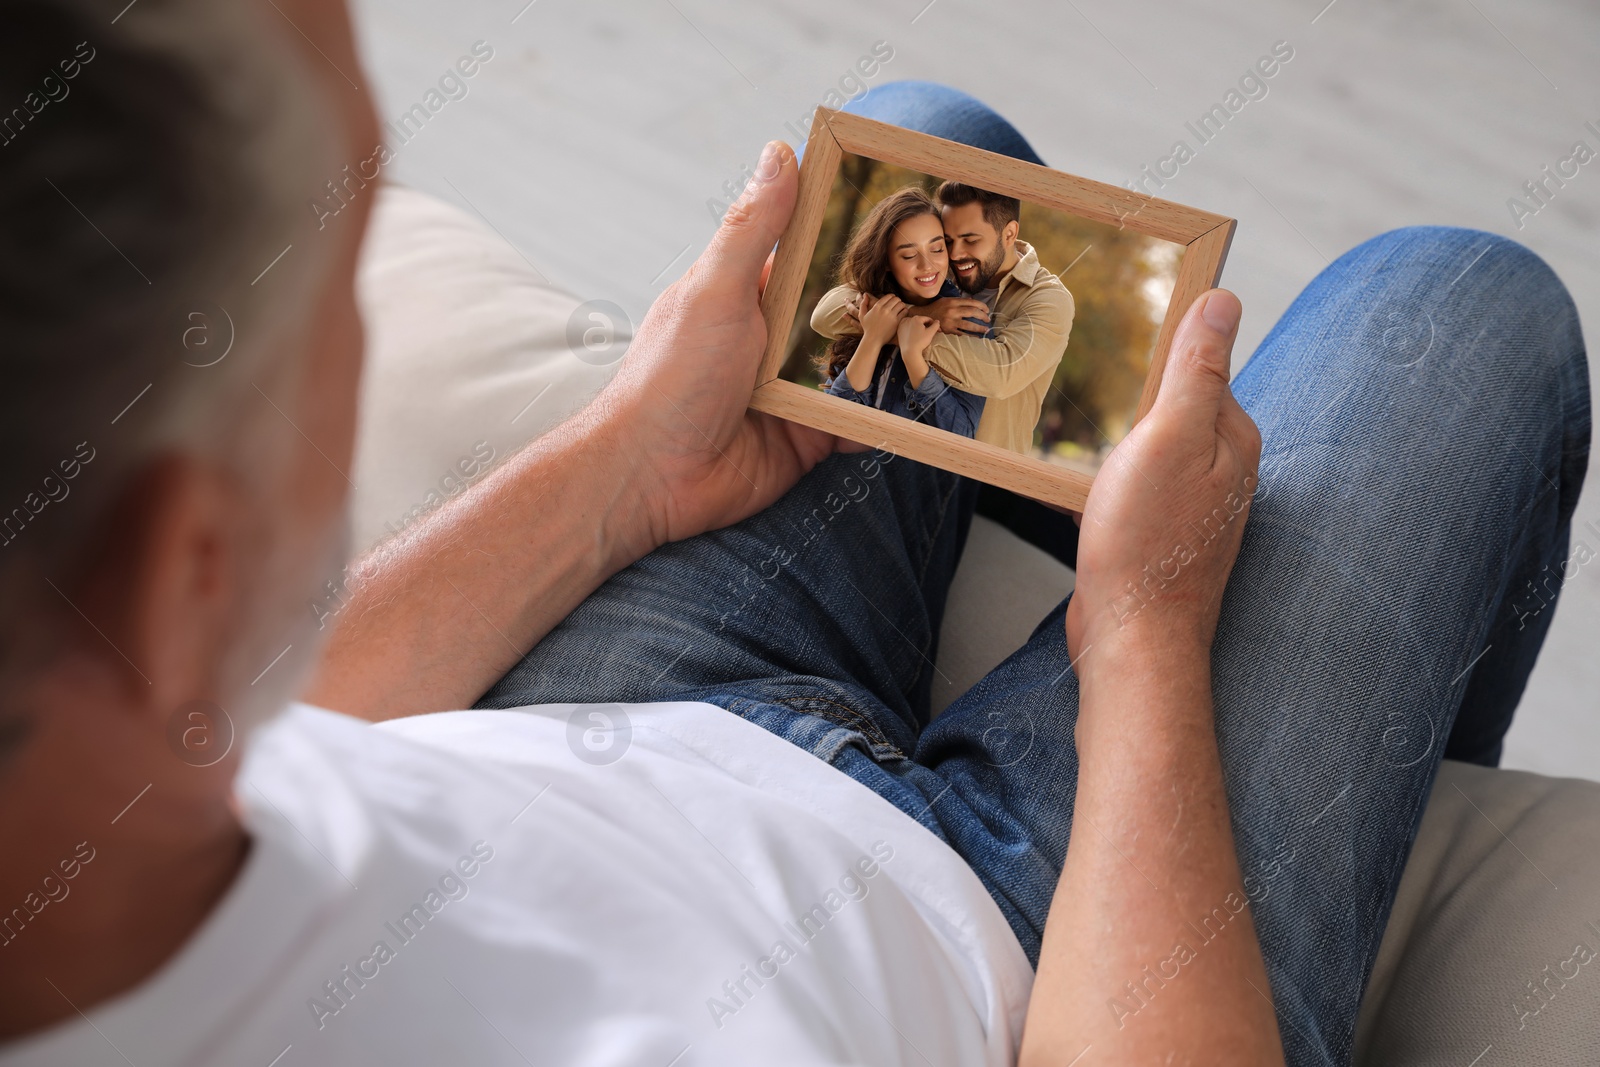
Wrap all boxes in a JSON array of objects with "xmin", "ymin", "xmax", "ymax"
[{"xmin": 0, "ymin": 702, "xmax": 1033, "ymax": 1066}]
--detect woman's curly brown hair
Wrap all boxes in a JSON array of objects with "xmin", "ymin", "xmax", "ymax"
[{"xmin": 812, "ymin": 185, "xmax": 942, "ymax": 383}]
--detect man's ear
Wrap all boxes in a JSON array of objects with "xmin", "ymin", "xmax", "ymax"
[
  {"xmin": 1004, "ymin": 220, "xmax": 1020, "ymax": 249},
  {"xmin": 73, "ymin": 456, "xmax": 245, "ymax": 719}
]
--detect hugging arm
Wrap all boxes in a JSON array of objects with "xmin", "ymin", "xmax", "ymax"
[
  {"xmin": 1019, "ymin": 291, "xmax": 1283, "ymax": 1066},
  {"xmin": 925, "ymin": 284, "xmax": 1074, "ymax": 398},
  {"xmin": 811, "ymin": 284, "xmax": 864, "ymax": 341},
  {"xmin": 812, "ymin": 287, "xmax": 993, "ymax": 342}
]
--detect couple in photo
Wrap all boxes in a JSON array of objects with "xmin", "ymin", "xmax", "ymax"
[{"xmin": 811, "ymin": 180, "xmax": 1076, "ymax": 451}]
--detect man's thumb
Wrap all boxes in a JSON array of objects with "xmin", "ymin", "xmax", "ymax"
[
  {"xmin": 709, "ymin": 141, "xmax": 798, "ymax": 280},
  {"xmin": 1154, "ymin": 289, "xmax": 1241, "ymax": 415}
]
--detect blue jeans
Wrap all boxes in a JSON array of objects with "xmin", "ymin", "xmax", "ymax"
[{"xmin": 480, "ymin": 83, "xmax": 1591, "ymax": 1066}]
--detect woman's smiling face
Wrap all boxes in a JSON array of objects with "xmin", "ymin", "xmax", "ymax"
[{"xmin": 888, "ymin": 213, "xmax": 948, "ymax": 302}]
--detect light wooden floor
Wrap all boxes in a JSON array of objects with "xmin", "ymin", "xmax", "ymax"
[{"xmin": 350, "ymin": 0, "xmax": 1600, "ymax": 779}]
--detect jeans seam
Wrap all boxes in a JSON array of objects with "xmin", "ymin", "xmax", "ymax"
[
  {"xmin": 772, "ymin": 694, "xmax": 905, "ymax": 758},
  {"xmin": 901, "ymin": 473, "xmax": 964, "ymax": 703},
  {"xmin": 1556, "ymin": 338, "xmax": 1592, "ymax": 524},
  {"xmin": 913, "ymin": 473, "xmax": 964, "ymax": 590}
]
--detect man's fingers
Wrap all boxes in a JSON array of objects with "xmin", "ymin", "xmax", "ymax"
[
  {"xmin": 1152, "ymin": 289, "xmax": 1241, "ymax": 423},
  {"xmin": 707, "ymin": 141, "xmax": 798, "ymax": 282}
]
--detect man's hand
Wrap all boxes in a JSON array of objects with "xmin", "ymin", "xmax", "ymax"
[
  {"xmin": 306, "ymin": 140, "xmax": 851, "ymax": 720},
  {"xmin": 919, "ymin": 295, "xmax": 991, "ymax": 335},
  {"xmin": 1064, "ymin": 290, "xmax": 1260, "ymax": 686},
  {"xmin": 1021, "ymin": 289, "xmax": 1283, "ymax": 1067},
  {"xmin": 599, "ymin": 141, "xmax": 845, "ymax": 547}
]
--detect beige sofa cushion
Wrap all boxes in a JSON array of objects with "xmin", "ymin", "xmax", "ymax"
[
  {"xmin": 350, "ymin": 185, "xmax": 624, "ymax": 556},
  {"xmin": 1355, "ymin": 760, "xmax": 1600, "ymax": 1064},
  {"xmin": 350, "ymin": 184, "xmax": 1600, "ymax": 1064}
]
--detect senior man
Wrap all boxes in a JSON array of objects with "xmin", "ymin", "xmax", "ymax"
[{"xmin": 0, "ymin": 3, "xmax": 1588, "ymax": 1067}]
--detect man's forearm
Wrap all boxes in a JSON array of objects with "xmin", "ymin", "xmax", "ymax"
[
  {"xmin": 923, "ymin": 288, "xmax": 1072, "ymax": 399},
  {"xmin": 810, "ymin": 285, "xmax": 859, "ymax": 341},
  {"xmin": 305, "ymin": 400, "xmax": 659, "ymax": 720},
  {"xmin": 1020, "ymin": 646, "xmax": 1284, "ymax": 1066},
  {"xmin": 303, "ymin": 137, "xmax": 825, "ymax": 720}
]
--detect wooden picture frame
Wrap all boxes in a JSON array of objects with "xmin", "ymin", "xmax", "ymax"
[{"xmin": 753, "ymin": 108, "xmax": 1237, "ymax": 511}]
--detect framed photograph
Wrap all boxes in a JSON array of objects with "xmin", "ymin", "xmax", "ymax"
[{"xmin": 753, "ymin": 108, "xmax": 1237, "ymax": 511}]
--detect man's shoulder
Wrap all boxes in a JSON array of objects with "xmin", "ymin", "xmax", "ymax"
[
  {"xmin": 1004, "ymin": 267, "xmax": 1073, "ymax": 319},
  {"xmin": 1004, "ymin": 244, "xmax": 1072, "ymax": 307},
  {"xmin": 1026, "ymin": 274, "xmax": 1074, "ymax": 306}
]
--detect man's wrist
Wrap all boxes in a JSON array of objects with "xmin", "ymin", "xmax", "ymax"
[
  {"xmin": 1074, "ymin": 622, "xmax": 1213, "ymax": 728},
  {"xmin": 1074, "ymin": 640, "xmax": 1216, "ymax": 765},
  {"xmin": 551, "ymin": 389, "xmax": 665, "ymax": 568},
  {"xmin": 1077, "ymin": 613, "xmax": 1211, "ymax": 678}
]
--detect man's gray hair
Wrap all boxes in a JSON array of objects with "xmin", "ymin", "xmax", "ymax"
[{"xmin": 0, "ymin": 0, "xmax": 339, "ymax": 580}]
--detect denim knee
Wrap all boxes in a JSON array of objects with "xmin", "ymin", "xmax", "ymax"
[
  {"xmin": 840, "ymin": 80, "xmax": 1046, "ymax": 165},
  {"xmin": 1359, "ymin": 225, "xmax": 1572, "ymax": 310},
  {"xmin": 1341, "ymin": 227, "xmax": 1581, "ymax": 362},
  {"xmin": 1284, "ymin": 227, "xmax": 1583, "ymax": 440},
  {"xmin": 1358, "ymin": 227, "xmax": 1591, "ymax": 515},
  {"xmin": 1239, "ymin": 225, "xmax": 1589, "ymax": 523}
]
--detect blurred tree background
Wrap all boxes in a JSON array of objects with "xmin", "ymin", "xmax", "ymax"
[{"xmin": 781, "ymin": 153, "xmax": 1182, "ymax": 468}]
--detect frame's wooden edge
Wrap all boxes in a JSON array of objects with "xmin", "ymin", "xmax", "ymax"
[
  {"xmin": 821, "ymin": 109, "xmax": 1231, "ymax": 244},
  {"xmin": 751, "ymin": 112, "xmax": 1237, "ymax": 505},
  {"xmin": 1133, "ymin": 219, "xmax": 1238, "ymax": 422},
  {"xmin": 751, "ymin": 380, "xmax": 1093, "ymax": 511},
  {"xmin": 756, "ymin": 112, "xmax": 841, "ymax": 386}
]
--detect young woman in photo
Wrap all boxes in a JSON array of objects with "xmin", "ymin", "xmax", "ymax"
[{"xmin": 814, "ymin": 186, "xmax": 987, "ymax": 437}]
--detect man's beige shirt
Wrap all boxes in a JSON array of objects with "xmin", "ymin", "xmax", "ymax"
[{"xmin": 810, "ymin": 240, "xmax": 1075, "ymax": 453}]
